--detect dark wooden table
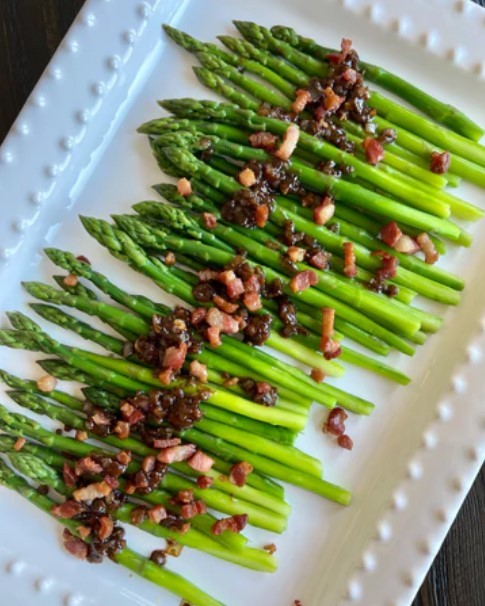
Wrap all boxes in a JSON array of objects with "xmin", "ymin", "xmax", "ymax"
[{"xmin": 0, "ymin": 1, "xmax": 484, "ymax": 604}]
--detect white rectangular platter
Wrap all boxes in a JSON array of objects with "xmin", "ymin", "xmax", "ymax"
[{"xmin": 0, "ymin": 1, "xmax": 484, "ymax": 605}]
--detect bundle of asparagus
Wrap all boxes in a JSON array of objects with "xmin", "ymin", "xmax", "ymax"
[{"xmin": 1, "ymin": 20, "xmax": 484, "ymax": 606}]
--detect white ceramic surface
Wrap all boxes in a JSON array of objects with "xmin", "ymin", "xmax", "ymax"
[{"xmin": 0, "ymin": 1, "xmax": 484, "ymax": 605}]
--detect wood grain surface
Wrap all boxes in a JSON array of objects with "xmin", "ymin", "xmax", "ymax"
[{"xmin": 0, "ymin": 1, "xmax": 484, "ymax": 605}]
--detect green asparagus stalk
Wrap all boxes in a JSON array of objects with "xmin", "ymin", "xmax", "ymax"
[
  {"xmin": 0, "ymin": 322, "xmax": 307, "ymax": 431},
  {"xmin": 218, "ymin": 30, "xmax": 485, "ymax": 186},
  {"xmin": 145, "ymin": 173, "xmax": 461, "ymax": 304},
  {"xmin": 234, "ymin": 21, "xmax": 485, "ymax": 167},
  {"xmin": 6, "ymin": 391, "xmax": 349, "ymax": 507},
  {"xmin": 0, "ymin": 401, "xmax": 290, "ymax": 529},
  {"xmin": 163, "ymin": 24, "xmax": 296, "ymax": 99},
  {"xmin": 158, "ymin": 102, "xmax": 468, "ymax": 244},
  {"xmin": 113, "ymin": 205, "xmax": 420, "ymax": 339},
  {"xmin": 0, "ymin": 459, "xmax": 226, "ymax": 606},
  {"xmin": 269, "ymin": 24, "xmax": 484, "ymax": 141},
  {"xmin": 44, "ymin": 249, "xmax": 345, "ymax": 381}
]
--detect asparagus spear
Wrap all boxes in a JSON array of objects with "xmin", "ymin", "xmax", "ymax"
[
  {"xmin": 163, "ymin": 24, "xmax": 296, "ymax": 99},
  {"xmin": 0, "ymin": 459, "xmax": 226, "ymax": 606},
  {"xmin": 269, "ymin": 24, "xmax": 484, "ymax": 141},
  {"xmin": 215, "ymin": 30, "xmax": 485, "ymax": 186},
  {"xmin": 5, "ymin": 390, "xmax": 350, "ymax": 507},
  {"xmin": 0, "ymin": 321, "xmax": 306, "ymax": 431},
  {"xmin": 0, "ymin": 402, "xmax": 289, "ymax": 529},
  {"xmin": 158, "ymin": 102, "xmax": 468, "ymax": 244},
  {"xmin": 145, "ymin": 169, "xmax": 461, "ymax": 304},
  {"xmin": 24, "ymin": 279, "xmax": 337, "ymax": 411},
  {"xmin": 0, "ymin": 438, "xmax": 276, "ymax": 572},
  {"xmin": 233, "ymin": 21, "xmax": 485, "ymax": 167},
  {"xmin": 44, "ymin": 249, "xmax": 346, "ymax": 380}
]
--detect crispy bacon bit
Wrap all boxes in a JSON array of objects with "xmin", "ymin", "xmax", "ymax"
[
  {"xmin": 191, "ymin": 307, "xmax": 208, "ymax": 325},
  {"xmin": 97, "ymin": 516, "xmax": 114, "ymax": 540},
  {"xmin": 223, "ymin": 376, "xmax": 239, "ymax": 388},
  {"xmin": 206, "ymin": 307, "xmax": 239, "ymax": 334},
  {"xmin": 343, "ymin": 241, "xmax": 357, "ymax": 278},
  {"xmin": 379, "ymin": 222, "xmax": 403, "ymax": 248},
  {"xmin": 153, "ymin": 437, "xmax": 182, "ymax": 449},
  {"xmin": 416, "ymin": 233, "xmax": 439, "ymax": 265},
  {"xmin": 63, "ymin": 462, "xmax": 78, "ymax": 488},
  {"xmin": 342, "ymin": 67, "xmax": 357, "ymax": 84},
  {"xmin": 249, "ymin": 131, "xmax": 277, "ymax": 150},
  {"xmin": 130, "ymin": 506, "xmax": 148, "ymax": 525},
  {"xmin": 188, "ymin": 450, "xmax": 215, "ymax": 473},
  {"xmin": 181, "ymin": 500, "xmax": 207, "ymax": 519},
  {"xmin": 377, "ymin": 128, "xmax": 397, "ymax": 145},
  {"xmin": 116, "ymin": 450, "xmax": 132, "ymax": 466},
  {"xmin": 264, "ymin": 543, "xmax": 277, "ymax": 555},
  {"xmin": 63, "ymin": 529, "xmax": 88, "ymax": 560},
  {"xmin": 202, "ymin": 212, "xmax": 217, "ymax": 229},
  {"xmin": 313, "ymin": 198, "xmax": 335, "ymax": 226},
  {"xmin": 292, "ymin": 89, "xmax": 312, "ymax": 113},
  {"xmin": 207, "ymin": 326, "xmax": 222, "ymax": 347},
  {"xmin": 362, "ymin": 137, "xmax": 385, "ymax": 165},
  {"xmin": 196, "ymin": 475, "xmax": 214, "ymax": 489},
  {"xmin": 229, "ymin": 461, "xmax": 253, "ymax": 487},
  {"xmin": 430, "ymin": 150, "xmax": 451, "ymax": 174},
  {"xmin": 219, "ymin": 270, "xmax": 236, "ymax": 285},
  {"xmin": 255, "ymin": 204, "xmax": 270, "ymax": 228},
  {"xmin": 394, "ymin": 234, "xmax": 420, "ymax": 255},
  {"xmin": 75, "ymin": 456, "xmax": 103, "ymax": 476},
  {"xmin": 320, "ymin": 307, "xmax": 341, "ymax": 359},
  {"xmin": 290, "ymin": 270, "xmax": 318, "ymax": 293},
  {"xmin": 164, "ymin": 251, "xmax": 176, "ymax": 266},
  {"xmin": 294, "ymin": 600, "xmax": 303, "ymax": 606},
  {"xmin": 311, "ymin": 368, "xmax": 326, "ymax": 383},
  {"xmin": 165, "ymin": 539, "xmax": 183, "ymax": 557},
  {"xmin": 51, "ymin": 500, "xmax": 83, "ymax": 519},
  {"xmin": 162, "ymin": 343, "xmax": 188, "ymax": 371},
  {"xmin": 91, "ymin": 410, "xmax": 112, "ymax": 427},
  {"xmin": 239, "ymin": 167, "xmax": 257, "ymax": 187},
  {"xmin": 76, "ymin": 255, "xmax": 91, "ymax": 265},
  {"xmin": 308, "ymin": 250, "xmax": 328, "ymax": 270},
  {"xmin": 198, "ymin": 268, "xmax": 219, "ymax": 282},
  {"xmin": 338, "ymin": 434, "xmax": 354, "ymax": 450},
  {"xmin": 63, "ymin": 274, "xmax": 78, "ymax": 287},
  {"xmin": 327, "ymin": 37, "xmax": 353, "ymax": 64},
  {"xmin": 244, "ymin": 291, "xmax": 262, "ymax": 312},
  {"xmin": 114, "ymin": 420, "xmax": 130, "ymax": 440},
  {"xmin": 141, "ymin": 455, "xmax": 156, "ymax": 474},
  {"xmin": 275, "ymin": 124, "xmax": 300, "ymax": 161},
  {"xmin": 157, "ymin": 444, "xmax": 197, "ymax": 464},
  {"xmin": 75, "ymin": 430, "xmax": 88, "ymax": 442},
  {"xmin": 120, "ymin": 404, "xmax": 145, "ymax": 427},
  {"xmin": 13, "ymin": 437, "xmax": 26, "ymax": 451},
  {"xmin": 158, "ymin": 368, "xmax": 174, "ymax": 386},
  {"xmin": 323, "ymin": 407, "xmax": 348, "ymax": 436},
  {"xmin": 177, "ymin": 177, "xmax": 192, "ymax": 197},
  {"xmin": 73, "ymin": 481, "xmax": 113, "ymax": 503},
  {"xmin": 148, "ymin": 504, "xmax": 167, "ymax": 524},
  {"xmin": 213, "ymin": 295, "xmax": 238, "ymax": 314},
  {"xmin": 323, "ymin": 86, "xmax": 345, "ymax": 112},
  {"xmin": 36, "ymin": 374, "xmax": 57, "ymax": 393},
  {"xmin": 227, "ymin": 278, "xmax": 245, "ymax": 300},
  {"xmin": 373, "ymin": 251, "xmax": 399, "ymax": 281},
  {"xmin": 212, "ymin": 514, "xmax": 248, "ymax": 535},
  {"xmin": 244, "ymin": 274, "xmax": 261, "ymax": 293},
  {"xmin": 189, "ymin": 360, "xmax": 208, "ymax": 383},
  {"xmin": 78, "ymin": 526, "xmax": 91, "ymax": 540},
  {"xmin": 176, "ymin": 490, "xmax": 194, "ymax": 504},
  {"xmin": 287, "ymin": 246, "xmax": 306, "ymax": 263}
]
